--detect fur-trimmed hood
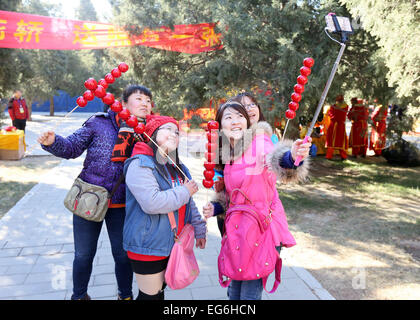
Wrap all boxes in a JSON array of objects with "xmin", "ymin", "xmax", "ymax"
[
  {"xmin": 219, "ymin": 121, "xmax": 274, "ymax": 164},
  {"xmin": 211, "ymin": 121, "xmax": 310, "ymax": 212}
]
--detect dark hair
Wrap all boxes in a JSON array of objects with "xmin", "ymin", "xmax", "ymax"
[
  {"xmin": 231, "ymin": 92, "xmax": 266, "ymax": 122},
  {"xmin": 122, "ymin": 84, "xmax": 152, "ymax": 103},
  {"xmin": 215, "ymin": 100, "xmax": 251, "ymax": 170},
  {"xmin": 215, "ymin": 100, "xmax": 251, "ymax": 128}
]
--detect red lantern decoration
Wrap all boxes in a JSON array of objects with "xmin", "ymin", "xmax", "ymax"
[
  {"xmin": 83, "ymin": 90, "xmax": 95, "ymax": 101},
  {"xmin": 84, "ymin": 78, "xmax": 97, "ymax": 91},
  {"xmin": 94, "ymin": 85, "xmax": 106, "ymax": 98},
  {"xmin": 126, "ymin": 115, "xmax": 138, "ymax": 128},
  {"xmin": 285, "ymin": 109, "xmax": 296, "ymax": 119},
  {"xmin": 300, "ymin": 66, "xmax": 311, "ymax": 77},
  {"xmin": 98, "ymin": 79, "xmax": 108, "ymax": 89},
  {"xmin": 76, "ymin": 96, "xmax": 87, "ymax": 107},
  {"xmin": 104, "ymin": 73, "xmax": 115, "ymax": 84},
  {"xmin": 204, "ymin": 162, "xmax": 216, "ymax": 170},
  {"xmin": 294, "ymin": 84, "xmax": 305, "ymax": 94},
  {"xmin": 203, "ymin": 170, "xmax": 215, "ymax": 180},
  {"xmin": 110, "ymin": 100, "xmax": 123, "ymax": 113},
  {"xmin": 134, "ymin": 123, "xmax": 146, "ymax": 134},
  {"xmin": 288, "ymin": 101, "xmax": 299, "ymax": 111},
  {"xmin": 119, "ymin": 108, "xmax": 131, "ymax": 121},
  {"xmin": 118, "ymin": 62, "xmax": 129, "ymax": 73},
  {"xmin": 102, "ymin": 92, "xmax": 115, "ymax": 105},
  {"xmin": 291, "ymin": 92, "xmax": 302, "ymax": 103},
  {"xmin": 202, "ymin": 179, "xmax": 214, "ymax": 188},
  {"xmin": 297, "ymin": 75, "xmax": 308, "ymax": 85},
  {"xmin": 303, "ymin": 57, "xmax": 315, "ymax": 68},
  {"xmin": 111, "ymin": 68, "xmax": 121, "ymax": 78}
]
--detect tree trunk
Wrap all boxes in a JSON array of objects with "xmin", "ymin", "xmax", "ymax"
[
  {"xmin": 27, "ymin": 99, "xmax": 32, "ymax": 121},
  {"xmin": 49, "ymin": 97, "xmax": 54, "ymax": 116}
]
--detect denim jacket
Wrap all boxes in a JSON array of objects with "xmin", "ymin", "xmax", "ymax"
[{"xmin": 123, "ymin": 154, "xmax": 206, "ymax": 257}]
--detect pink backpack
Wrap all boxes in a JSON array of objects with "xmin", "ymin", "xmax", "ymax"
[
  {"xmin": 218, "ymin": 188, "xmax": 282, "ymax": 293},
  {"xmin": 165, "ymin": 212, "xmax": 200, "ymax": 290}
]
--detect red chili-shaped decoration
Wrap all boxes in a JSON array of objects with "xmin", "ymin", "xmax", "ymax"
[
  {"xmin": 204, "ymin": 162, "xmax": 216, "ymax": 170},
  {"xmin": 76, "ymin": 96, "xmax": 87, "ymax": 107},
  {"xmin": 203, "ymin": 170, "xmax": 215, "ymax": 180},
  {"xmin": 111, "ymin": 68, "xmax": 122, "ymax": 78},
  {"xmin": 84, "ymin": 78, "xmax": 97, "ymax": 91},
  {"xmin": 297, "ymin": 75, "xmax": 308, "ymax": 85},
  {"xmin": 126, "ymin": 115, "xmax": 138, "ymax": 128},
  {"xmin": 119, "ymin": 108, "xmax": 131, "ymax": 121},
  {"xmin": 202, "ymin": 179, "xmax": 214, "ymax": 189},
  {"xmin": 134, "ymin": 123, "xmax": 146, "ymax": 134},
  {"xmin": 300, "ymin": 66, "xmax": 311, "ymax": 77},
  {"xmin": 207, "ymin": 120, "xmax": 219, "ymax": 131},
  {"xmin": 110, "ymin": 100, "xmax": 123, "ymax": 113},
  {"xmin": 291, "ymin": 92, "xmax": 302, "ymax": 103},
  {"xmin": 288, "ymin": 101, "xmax": 299, "ymax": 111},
  {"xmin": 285, "ymin": 109, "xmax": 296, "ymax": 119},
  {"xmin": 294, "ymin": 84, "xmax": 305, "ymax": 94},
  {"xmin": 104, "ymin": 73, "xmax": 115, "ymax": 84},
  {"xmin": 303, "ymin": 57, "xmax": 315, "ymax": 68},
  {"xmin": 94, "ymin": 85, "xmax": 106, "ymax": 98},
  {"xmin": 98, "ymin": 79, "xmax": 108, "ymax": 90},
  {"xmin": 102, "ymin": 92, "xmax": 115, "ymax": 105},
  {"xmin": 118, "ymin": 62, "xmax": 129, "ymax": 73},
  {"xmin": 83, "ymin": 90, "xmax": 95, "ymax": 101}
]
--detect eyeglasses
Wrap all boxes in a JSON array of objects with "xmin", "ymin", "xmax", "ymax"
[
  {"xmin": 244, "ymin": 103, "xmax": 258, "ymax": 110},
  {"xmin": 158, "ymin": 126, "xmax": 180, "ymax": 136}
]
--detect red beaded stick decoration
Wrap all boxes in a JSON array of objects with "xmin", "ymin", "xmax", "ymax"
[
  {"xmin": 203, "ymin": 120, "xmax": 219, "ymax": 202},
  {"xmin": 282, "ymin": 57, "xmax": 315, "ymax": 141},
  {"xmin": 26, "ymin": 63, "xmax": 130, "ymax": 157}
]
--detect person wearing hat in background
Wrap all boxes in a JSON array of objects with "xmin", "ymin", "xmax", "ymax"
[
  {"xmin": 369, "ymin": 99, "xmax": 388, "ymax": 156},
  {"xmin": 123, "ymin": 114, "xmax": 207, "ymax": 300},
  {"xmin": 8, "ymin": 90, "xmax": 29, "ymax": 132},
  {"xmin": 325, "ymin": 95, "xmax": 349, "ymax": 160},
  {"xmin": 37, "ymin": 84, "xmax": 154, "ymax": 300},
  {"xmin": 348, "ymin": 98, "xmax": 369, "ymax": 158}
]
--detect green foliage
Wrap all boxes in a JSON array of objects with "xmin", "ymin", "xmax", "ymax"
[
  {"xmin": 0, "ymin": 0, "xmax": 23, "ymax": 97},
  {"xmin": 110, "ymin": 1, "xmax": 392, "ymax": 128},
  {"xmin": 339, "ymin": 0, "xmax": 420, "ymax": 104}
]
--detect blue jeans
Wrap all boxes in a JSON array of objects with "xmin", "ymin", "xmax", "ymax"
[
  {"xmin": 71, "ymin": 207, "xmax": 133, "ymax": 300},
  {"xmin": 227, "ymin": 279, "xmax": 263, "ymax": 300}
]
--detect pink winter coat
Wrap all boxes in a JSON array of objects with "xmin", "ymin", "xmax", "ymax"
[{"xmin": 213, "ymin": 121, "xmax": 310, "ymax": 248}]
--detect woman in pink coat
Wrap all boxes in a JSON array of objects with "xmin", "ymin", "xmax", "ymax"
[{"xmin": 203, "ymin": 100, "xmax": 311, "ymax": 300}]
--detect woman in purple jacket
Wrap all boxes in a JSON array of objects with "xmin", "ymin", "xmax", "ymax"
[{"xmin": 37, "ymin": 85, "xmax": 153, "ymax": 300}]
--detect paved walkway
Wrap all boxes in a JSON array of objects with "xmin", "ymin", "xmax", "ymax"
[{"xmin": 0, "ymin": 113, "xmax": 335, "ymax": 300}]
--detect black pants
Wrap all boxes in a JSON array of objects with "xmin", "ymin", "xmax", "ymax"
[{"xmin": 12, "ymin": 119, "xmax": 26, "ymax": 132}]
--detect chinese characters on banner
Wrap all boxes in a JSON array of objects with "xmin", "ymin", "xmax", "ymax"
[{"xmin": 0, "ymin": 10, "xmax": 223, "ymax": 54}]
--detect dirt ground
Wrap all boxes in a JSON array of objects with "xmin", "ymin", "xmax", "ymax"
[
  {"xmin": 279, "ymin": 156, "xmax": 420, "ymax": 300},
  {"xmin": 0, "ymin": 155, "xmax": 62, "ymax": 219}
]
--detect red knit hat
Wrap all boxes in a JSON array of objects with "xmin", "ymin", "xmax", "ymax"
[{"xmin": 144, "ymin": 114, "xmax": 179, "ymax": 141}]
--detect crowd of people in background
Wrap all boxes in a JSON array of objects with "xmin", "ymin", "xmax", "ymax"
[{"xmin": 298, "ymin": 94, "xmax": 391, "ymax": 160}]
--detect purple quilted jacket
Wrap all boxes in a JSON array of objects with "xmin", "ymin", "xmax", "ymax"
[{"xmin": 41, "ymin": 110, "xmax": 126, "ymax": 204}]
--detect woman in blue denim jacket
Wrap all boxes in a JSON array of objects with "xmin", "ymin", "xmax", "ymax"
[{"xmin": 123, "ymin": 115, "xmax": 206, "ymax": 300}]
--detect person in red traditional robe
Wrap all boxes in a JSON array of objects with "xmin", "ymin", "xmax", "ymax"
[
  {"xmin": 369, "ymin": 102, "xmax": 388, "ymax": 156},
  {"xmin": 348, "ymin": 98, "xmax": 369, "ymax": 157},
  {"xmin": 325, "ymin": 95, "xmax": 349, "ymax": 160}
]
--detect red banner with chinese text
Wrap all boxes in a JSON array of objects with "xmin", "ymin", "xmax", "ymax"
[{"xmin": 0, "ymin": 10, "xmax": 223, "ymax": 54}]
